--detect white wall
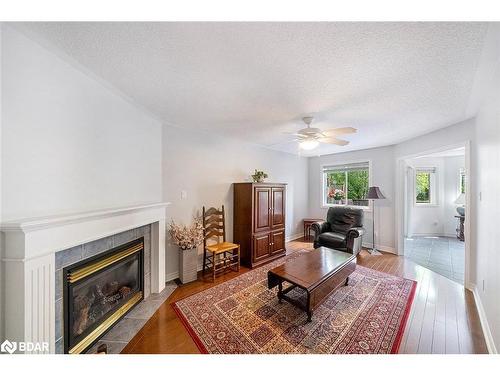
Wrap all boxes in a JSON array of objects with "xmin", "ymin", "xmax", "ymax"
[
  {"xmin": 1, "ymin": 26, "xmax": 163, "ymax": 222},
  {"xmin": 473, "ymin": 42, "xmax": 500, "ymax": 352},
  {"xmin": 308, "ymin": 145, "xmax": 395, "ymax": 252},
  {"xmin": 307, "ymin": 120, "xmax": 475, "ymax": 256},
  {"xmin": 162, "ymin": 125, "xmax": 309, "ymax": 279},
  {"xmin": 443, "ymin": 156, "xmax": 465, "ymax": 236},
  {"xmin": 0, "ymin": 23, "xmax": 4, "ymax": 342},
  {"xmin": 0, "ymin": 26, "xmax": 163, "ymax": 342},
  {"xmin": 406, "ymin": 157, "xmax": 445, "ymax": 236},
  {"xmin": 394, "ymin": 120, "xmax": 476, "ymax": 275},
  {"xmin": 394, "ymin": 119, "xmax": 475, "ymax": 159},
  {"xmin": 406, "ymin": 155, "xmax": 464, "ymax": 237}
]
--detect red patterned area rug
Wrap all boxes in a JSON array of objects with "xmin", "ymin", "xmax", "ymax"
[{"xmin": 173, "ymin": 252, "xmax": 416, "ymax": 354}]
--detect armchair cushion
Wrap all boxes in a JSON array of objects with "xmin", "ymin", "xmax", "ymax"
[{"xmin": 317, "ymin": 232, "xmax": 346, "ymax": 249}]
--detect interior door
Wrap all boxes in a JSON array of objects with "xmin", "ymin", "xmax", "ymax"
[
  {"xmin": 271, "ymin": 187, "xmax": 285, "ymax": 229},
  {"xmin": 253, "ymin": 233, "xmax": 271, "ymax": 262},
  {"xmin": 254, "ymin": 187, "xmax": 271, "ymax": 232},
  {"xmin": 270, "ymin": 230, "xmax": 285, "ymax": 255}
]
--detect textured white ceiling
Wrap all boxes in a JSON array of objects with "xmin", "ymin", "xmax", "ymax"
[{"xmin": 15, "ymin": 22, "xmax": 488, "ymax": 156}]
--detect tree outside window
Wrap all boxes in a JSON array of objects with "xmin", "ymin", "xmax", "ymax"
[
  {"xmin": 416, "ymin": 171, "xmax": 431, "ymax": 203},
  {"xmin": 460, "ymin": 169, "xmax": 466, "ymax": 194}
]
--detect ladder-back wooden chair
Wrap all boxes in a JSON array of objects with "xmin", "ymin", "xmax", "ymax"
[{"xmin": 202, "ymin": 205, "xmax": 240, "ymax": 282}]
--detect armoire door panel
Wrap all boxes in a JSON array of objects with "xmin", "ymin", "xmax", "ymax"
[
  {"xmin": 271, "ymin": 187, "xmax": 285, "ymax": 229},
  {"xmin": 270, "ymin": 230, "xmax": 285, "ymax": 255},
  {"xmin": 253, "ymin": 234, "xmax": 271, "ymax": 262},
  {"xmin": 254, "ymin": 187, "xmax": 271, "ymax": 232}
]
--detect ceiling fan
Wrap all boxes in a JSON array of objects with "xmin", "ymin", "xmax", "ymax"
[{"xmin": 290, "ymin": 116, "xmax": 357, "ymax": 150}]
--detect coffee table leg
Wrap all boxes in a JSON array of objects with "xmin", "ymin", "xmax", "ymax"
[
  {"xmin": 306, "ymin": 292, "xmax": 312, "ymax": 322},
  {"xmin": 278, "ymin": 280, "xmax": 283, "ymax": 303},
  {"xmin": 345, "ymin": 276, "xmax": 349, "ymax": 286}
]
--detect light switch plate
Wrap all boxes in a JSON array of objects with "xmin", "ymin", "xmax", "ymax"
[{"xmin": 181, "ymin": 190, "xmax": 187, "ymax": 199}]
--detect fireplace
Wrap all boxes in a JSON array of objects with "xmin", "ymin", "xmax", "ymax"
[{"xmin": 63, "ymin": 238, "xmax": 144, "ymax": 354}]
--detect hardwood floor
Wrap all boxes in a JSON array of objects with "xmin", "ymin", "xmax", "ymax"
[{"xmin": 122, "ymin": 237, "xmax": 488, "ymax": 354}]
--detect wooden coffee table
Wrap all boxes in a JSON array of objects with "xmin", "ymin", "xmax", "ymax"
[{"xmin": 267, "ymin": 247, "xmax": 356, "ymax": 322}]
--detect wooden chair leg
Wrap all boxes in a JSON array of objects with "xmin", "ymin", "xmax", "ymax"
[
  {"xmin": 212, "ymin": 252, "xmax": 216, "ymax": 282},
  {"xmin": 202, "ymin": 249, "xmax": 207, "ymax": 275},
  {"xmin": 236, "ymin": 246, "xmax": 240, "ymax": 272}
]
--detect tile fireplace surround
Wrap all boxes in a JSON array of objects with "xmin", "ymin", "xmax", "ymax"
[{"xmin": 0, "ymin": 203, "xmax": 169, "ymax": 354}]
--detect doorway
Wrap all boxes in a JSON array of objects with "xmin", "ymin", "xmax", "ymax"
[{"xmin": 400, "ymin": 146, "xmax": 468, "ymax": 285}]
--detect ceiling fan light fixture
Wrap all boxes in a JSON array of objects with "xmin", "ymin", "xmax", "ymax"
[{"xmin": 299, "ymin": 139, "xmax": 319, "ymax": 150}]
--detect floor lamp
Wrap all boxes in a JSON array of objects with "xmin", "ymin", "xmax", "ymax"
[{"xmin": 367, "ymin": 186, "xmax": 385, "ymax": 255}]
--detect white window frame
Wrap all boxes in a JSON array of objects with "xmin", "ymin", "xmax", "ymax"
[
  {"xmin": 321, "ymin": 159, "xmax": 372, "ymax": 211},
  {"xmin": 414, "ymin": 167, "xmax": 438, "ymax": 206}
]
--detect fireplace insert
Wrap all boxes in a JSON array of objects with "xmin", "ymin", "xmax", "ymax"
[{"xmin": 63, "ymin": 238, "xmax": 144, "ymax": 354}]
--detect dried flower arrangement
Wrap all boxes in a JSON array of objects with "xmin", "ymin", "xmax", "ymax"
[{"xmin": 168, "ymin": 217, "xmax": 204, "ymax": 250}]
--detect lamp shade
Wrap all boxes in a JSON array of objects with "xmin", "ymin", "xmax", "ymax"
[
  {"xmin": 367, "ymin": 186, "xmax": 385, "ymax": 200},
  {"xmin": 454, "ymin": 193, "xmax": 465, "ymax": 205}
]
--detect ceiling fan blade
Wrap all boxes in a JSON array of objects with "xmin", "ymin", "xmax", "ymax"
[
  {"xmin": 322, "ymin": 127, "xmax": 357, "ymax": 135},
  {"xmin": 318, "ymin": 137, "xmax": 349, "ymax": 146},
  {"xmin": 283, "ymin": 132, "xmax": 308, "ymax": 138}
]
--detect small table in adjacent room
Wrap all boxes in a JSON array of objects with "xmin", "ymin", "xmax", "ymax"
[
  {"xmin": 455, "ymin": 215, "xmax": 465, "ymax": 241},
  {"xmin": 303, "ymin": 218, "xmax": 322, "ymax": 240},
  {"xmin": 267, "ymin": 247, "xmax": 356, "ymax": 322}
]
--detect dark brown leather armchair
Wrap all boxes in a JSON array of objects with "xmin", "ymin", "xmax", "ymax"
[{"xmin": 311, "ymin": 206, "xmax": 365, "ymax": 255}]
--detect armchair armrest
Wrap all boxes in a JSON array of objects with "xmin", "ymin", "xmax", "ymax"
[
  {"xmin": 346, "ymin": 227, "xmax": 365, "ymax": 255},
  {"xmin": 346, "ymin": 227, "xmax": 365, "ymax": 239},
  {"xmin": 311, "ymin": 220, "xmax": 330, "ymax": 236},
  {"xmin": 311, "ymin": 220, "xmax": 330, "ymax": 248}
]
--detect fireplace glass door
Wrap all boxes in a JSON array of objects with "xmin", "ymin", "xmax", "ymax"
[{"xmin": 64, "ymin": 238, "xmax": 144, "ymax": 354}]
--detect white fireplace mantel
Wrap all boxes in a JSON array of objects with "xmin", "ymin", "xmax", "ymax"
[{"xmin": 0, "ymin": 202, "xmax": 170, "ymax": 353}]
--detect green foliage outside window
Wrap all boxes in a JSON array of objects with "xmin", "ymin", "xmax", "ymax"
[
  {"xmin": 460, "ymin": 170, "xmax": 466, "ymax": 194},
  {"xmin": 416, "ymin": 172, "xmax": 430, "ymax": 203},
  {"xmin": 347, "ymin": 170, "xmax": 369, "ymax": 200},
  {"xmin": 325, "ymin": 168, "xmax": 369, "ymax": 205}
]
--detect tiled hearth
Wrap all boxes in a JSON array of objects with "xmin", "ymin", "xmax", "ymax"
[
  {"xmin": 54, "ymin": 224, "xmax": 175, "ymax": 353},
  {"xmin": 85, "ymin": 281, "xmax": 177, "ymax": 354}
]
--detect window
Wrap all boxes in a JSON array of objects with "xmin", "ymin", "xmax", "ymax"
[
  {"xmin": 323, "ymin": 162, "xmax": 370, "ymax": 208},
  {"xmin": 459, "ymin": 168, "xmax": 466, "ymax": 194},
  {"xmin": 415, "ymin": 167, "xmax": 436, "ymax": 205}
]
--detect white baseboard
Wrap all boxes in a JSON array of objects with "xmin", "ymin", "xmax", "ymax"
[
  {"xmin": 409, "ymin": 232, "xmax": 456, "ymax": 238},
  {"xmin": 472, "ymin": 285, "xmax": 498, "ymax": 354},
  {"xmin": 286, "ymin": 232, "xmax": 304, "ymax": 242},
  {"xmin": 362, "ymin": 242, "xmax": 397, "ymax": 254},
  {"xmin": 166, "ymin": 271, "xmax": 179, "ymax": 282}
]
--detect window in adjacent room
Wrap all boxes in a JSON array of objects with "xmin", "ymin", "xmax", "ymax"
[
  {"xmin": 415, "ymin": 167, "xmax": 437, "ymax": 205},
  {"xmin": 322, "ymin": 162, "xmax": 370, "ymax": 208},
  {"xmin": 459, "ymin": 168, "xmax": 466, "ymax": 194}
]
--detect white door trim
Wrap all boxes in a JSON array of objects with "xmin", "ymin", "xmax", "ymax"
[{"xmin": 395, "ymin": 141, "xmax": 472, "ymax": 290}]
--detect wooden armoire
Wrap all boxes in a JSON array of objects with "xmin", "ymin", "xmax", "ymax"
[{"xmin": 233, "ymin": 183, "xmax": 286, "ymax": 268}]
